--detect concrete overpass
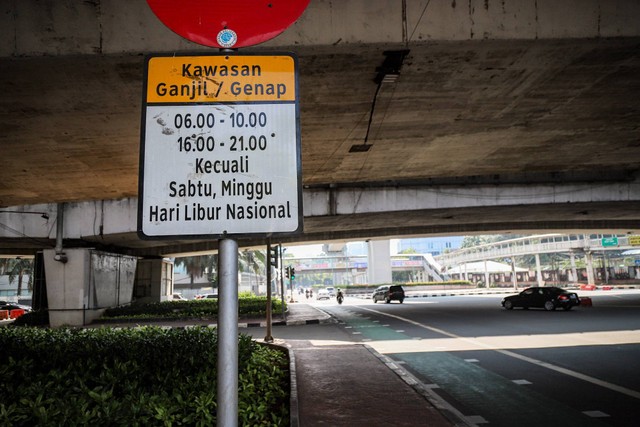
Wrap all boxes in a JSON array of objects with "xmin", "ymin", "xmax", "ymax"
[
  {"xmin": 1, "ymin": 0, "xmax": 640, "ymax": 324},
  {"xmin": 2, "ymin": 0, "xmax": 640, "ymax": 257}
]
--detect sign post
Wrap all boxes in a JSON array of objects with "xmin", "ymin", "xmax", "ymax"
[
  {"xmin": 142, "ymin": 4, "xmax": 309, "ymax": 426},
  {"xmin": 139, "ymin": 52, "xmax": 302, "ymax": 427}
]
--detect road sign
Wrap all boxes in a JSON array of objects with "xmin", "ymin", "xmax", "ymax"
[
  {"xmin": 629, "ymin": 235, "xmax": 640, "ymax": 246},
  {"xmin": 138, "ymin": 53, "xmax": 302, "ymax": 239},
  {"xmin": 601, "ymin": 236, "xmax": 619, "ymax": 247},
  {"xmin": 146, "ymin": 0, "xmax": 310, "ymax": 48}
]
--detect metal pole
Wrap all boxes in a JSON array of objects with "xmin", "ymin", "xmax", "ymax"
[
  {"xmin": 217, "ymin": 238, "xmax": 238, "ymax": 427},
  {"xmin": 279, "ymin": 245, "xmax": 286, "ymax": 320},
  {"xmin": 265, "ymin": 241, "xmax": 273, "ymax": 342}
]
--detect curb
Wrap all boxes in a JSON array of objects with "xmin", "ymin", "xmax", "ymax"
[
  {"xmin": 258, "ymin": 341, "xmax": 299, "ymax": 427},
  {"xmin": 287, "ymin": 344, "xmax": 299, "ymax": 427},
  {"xmin": 241, "ymin": 317, "xmax": 335, "ymax": 328}
]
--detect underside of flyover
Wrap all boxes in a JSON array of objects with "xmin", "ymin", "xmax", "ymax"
[{"xmin": 1, "ymin": 1, "xmax": 640, "ymax": 257}]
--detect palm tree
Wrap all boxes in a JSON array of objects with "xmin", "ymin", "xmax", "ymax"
[
  {"xmin": 174, "ymin": 255, "xmax": 218, "ymax": 286},
  {"xmin": 239, "ymin": 249, "xmax": 266, "ymax": 276},
  {"xmin": 1, "ymin": 257, "xmax": 34, "ymax": 296}
]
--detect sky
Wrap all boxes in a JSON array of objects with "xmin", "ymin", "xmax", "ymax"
[
  {"xmin": 285, "ymin": 244, "xmax": 324, "ymax": 258},
  {"xmin": 285, "ymin": 239, "xmax": 401, "ymax": 257}
]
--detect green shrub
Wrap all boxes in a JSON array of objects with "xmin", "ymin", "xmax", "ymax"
[
  {"xmin": 0, "ymin": 326, "xmax": 288, "ymax": 426},
  {"xmin": 102, "ymin": 296, "xmax": 285, "ymax": 321}
]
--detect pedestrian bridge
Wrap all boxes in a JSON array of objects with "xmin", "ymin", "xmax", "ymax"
[
  {"xmin": 436, "ymin": 234, "xmax": 639, "ymax": 267},
  {"xmin": 436, "ymin": 233, "xmax": 640, "ymax": 286},
  {"xmin": 289, "ymin": 252, "xmax": 445, "ymax": 284}
]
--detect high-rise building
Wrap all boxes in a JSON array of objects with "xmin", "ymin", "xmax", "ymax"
[{"xmin": 396, "ymin": 236, "xmax": 464, "ymax": 256}]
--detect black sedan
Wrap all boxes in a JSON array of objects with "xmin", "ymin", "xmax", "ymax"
[{"xmin": 501, "ymin": 287, "xmax": 580, "ymax": 311}]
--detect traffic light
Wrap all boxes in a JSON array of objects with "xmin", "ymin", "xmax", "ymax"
[
  {"xmin": 290, "ymin": 267, "xmax": 295, "ymax": 280},
  {"xmin": 268, "ymin": 245, "xmax": 279, "ymax": 268},
  {"xmin": 285, "ymin": 266, "xmax": 290, "ymax": 279}
]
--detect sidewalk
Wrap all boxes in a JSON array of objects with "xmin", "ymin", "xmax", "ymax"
[{"xmin": 281, "ymin": 303, "xmax": 457, "ymax": 427}]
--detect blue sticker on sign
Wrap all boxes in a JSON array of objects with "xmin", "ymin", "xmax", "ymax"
[{"xmin": 217, "ymin": 29, "xmax": 237, "ymax": 48}]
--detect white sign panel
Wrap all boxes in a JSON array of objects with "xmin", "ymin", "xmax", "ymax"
[{"xmin": 139, "ymin": 53, "xmax": 302, "ymax": 238}]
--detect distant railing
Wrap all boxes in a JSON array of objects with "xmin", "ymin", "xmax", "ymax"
[{"xmin": 435, "ymin": 234, "xmax": 636, "ymax": 267}]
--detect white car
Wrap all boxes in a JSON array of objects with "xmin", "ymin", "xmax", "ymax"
[
  {"xmin": 325, "ymin": 287, "xmax": 336, "ymax": 297},
  {"xmin": 316, "ymin": 289, "xmax": 330, "ymax": 300},
  {"xmin": 195, "ymin": 293, "xmax": 218, "ymax": 299}
]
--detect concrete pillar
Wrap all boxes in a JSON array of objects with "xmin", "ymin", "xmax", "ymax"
[
  {"xmin": 585, "ymin": 251, "xmax": 596, "ymax": 285},
  {"xmin": 134, "ymin": 258, "xmax": 174, "ymax": 303},
  {"xmin": 570, "ymin": 251, "xmax": 578, "ymax": 283},
  {"xmin": 484, "ymin": 260, "xmax": 490, "ymax": 288},
  {"xmin": 535, "ymin": 254, "xmax": 544, "ymax": 286},
  {"xmin": 44, "ymin": 248, "xmax": 137, "ymax": 327},
  {"xmin": 511, "ymin": 259, "xmax": 518, "ymax": 289},
  {"xmin": 367, "ymin": 240, "xmax": 392, "ymax": 284}
]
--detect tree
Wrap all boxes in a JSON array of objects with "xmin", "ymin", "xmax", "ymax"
[
  {"xmin": 398, "ymin": 248, "xmax": 417, "ymax": 254},
  {"xmin": 0, "ymin": 257, "xmax": 34, "ymax": 296},
  {"xmin": 174, "ymin": 255, "xmax": 218, "ymax": 286},
  {"xmin": 238, "ymin": 249, "xmax": 266, "ymax": 276}
]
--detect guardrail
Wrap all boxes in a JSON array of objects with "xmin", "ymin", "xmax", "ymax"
[{"xmin": 435, "ymin": 234, "xmax": 637, "ymax": 267}]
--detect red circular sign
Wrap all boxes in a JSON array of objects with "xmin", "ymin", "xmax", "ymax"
[{"xmin": 146, "ymin": 0, "xmax": 311, "ymax": 48}]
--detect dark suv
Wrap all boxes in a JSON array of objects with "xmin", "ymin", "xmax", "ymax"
[{"xmin": 372, "ymin": 285, "xmax": 405, "ymax": 304}]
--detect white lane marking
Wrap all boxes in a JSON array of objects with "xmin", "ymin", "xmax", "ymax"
[
  {"xmin": 465, "ymin": 359, "xmax": 480, "ymax": 363},
  {"xmin": 466, "ymin": 415, "xmax": 489, "ymax": 424},
  {"xmin": 512, "ymin": 379, "xmax": 532, "ymax": 385},
  {"xmin": 358, "ymin": 305, "xmax": 640, "ymax": 400},
  {"xmin": 583, "ymin": 410, "xmax": 610, "ymax": 418}
]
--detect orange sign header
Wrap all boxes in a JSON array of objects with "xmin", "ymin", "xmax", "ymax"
[{"xmin": 146, "ymin": 54, "xmax": 296, "ymax": 103}]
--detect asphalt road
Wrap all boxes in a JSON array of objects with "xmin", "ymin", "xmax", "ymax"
[
  {"xmin": 251, "ymin": 290, "xmax": 640, "ymax": 427},
  {"xmin": 322, "ymin": 291, "xmax": 640, "ymax": 427}
]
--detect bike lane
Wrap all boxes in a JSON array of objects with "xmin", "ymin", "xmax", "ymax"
[{"xmin": 324, "ymin": 304, "xmax": 611, "ymax": 427}]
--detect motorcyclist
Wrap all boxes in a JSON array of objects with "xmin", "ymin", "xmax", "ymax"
[{"xmin": 336, "ymin": 288, "xmax": 344, "ymax": 304}]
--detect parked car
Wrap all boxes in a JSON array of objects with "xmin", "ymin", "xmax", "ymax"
[
  {"xmin": 0, "ymin": 302, "xmax": 32, "ymax": 319},
  {"xmin": 172, "ymin": 293, "xmax": 187, "ymax": 301},
  {"xmin": 501, "ymin": 287, "xmax": 580, "ymax": 311},
  {"xmin": 0, "ymin": 302, "xmax": 32, "ymax": 312},
  {"xmin": 195, "ymin": 293, "xmax": 218, "ymax": 300},
  {"xmin": 372, "ymin": 285, "xmax": 405, "ymax": 304},
  {"xmin": 316, "ymin": 289, "xmax": 330, "ymax": 300}
]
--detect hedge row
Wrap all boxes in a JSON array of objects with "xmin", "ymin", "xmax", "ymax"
[
  {"xmin": 101, "ymin": 296, "xmax": 286, "ymax": 321},
  {"xmin": 0, "ymin": 326, "xmax": 288, "ymax": 426}
]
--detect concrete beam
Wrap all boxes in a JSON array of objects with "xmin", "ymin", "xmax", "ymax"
[
  {"xmin": 1, "ymin": 177, "xmax": 639, "ymax": 256},
  {"xmin": 2, "ymin": 0, "xmax": 640, "ymax": 58}
]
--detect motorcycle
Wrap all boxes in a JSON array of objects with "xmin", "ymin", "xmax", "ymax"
[{"xmin": 336, "ymin": 292, "xmax": 344, "ymax": 305}]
